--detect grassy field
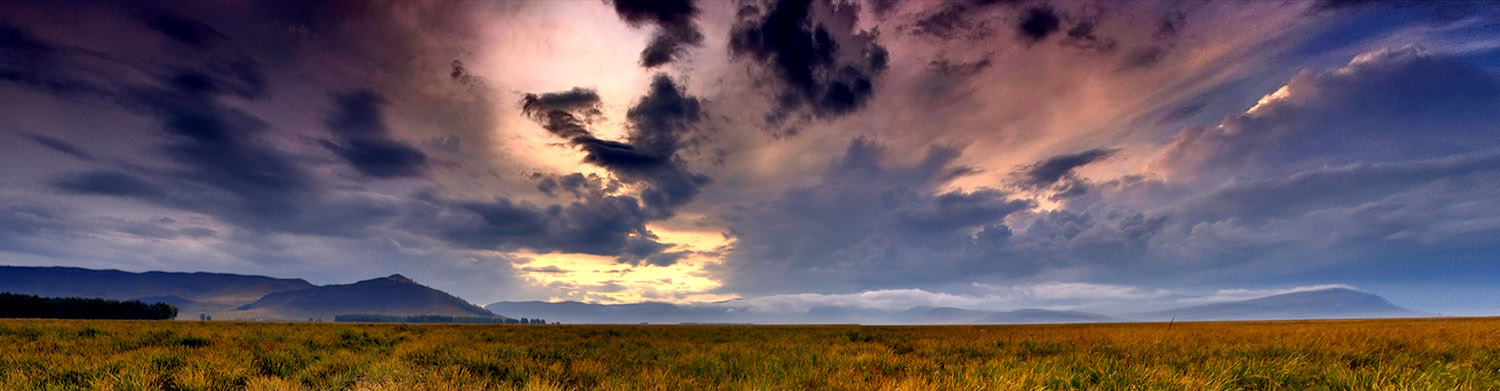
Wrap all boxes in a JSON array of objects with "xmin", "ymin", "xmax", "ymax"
[{"xmin": 2, "ymin": 317, "xmax": 1498, "ymax": 390}]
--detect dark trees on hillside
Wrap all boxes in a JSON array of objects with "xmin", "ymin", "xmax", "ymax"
[{"xmin": 0, "ymin": 293, "xmax": 178, "ymax": 320}]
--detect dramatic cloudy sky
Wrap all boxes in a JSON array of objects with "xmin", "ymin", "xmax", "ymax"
[{"xmin": 3, "ymin": 0, "xmax": 1499, "ymax": 314}]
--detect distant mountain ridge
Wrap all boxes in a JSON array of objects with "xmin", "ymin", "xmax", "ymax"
[
  {"xmin": 1141, "ymin": 288, "xmax": 1425, "ymax": 321},
  {"xmin": 488, "ymin": 301, "xmax": 1122, "ymax": 325},
  {"xmin": 2, "ymin": 265, "xmax": 1428, "ymax": 323},
  {"xmin": 237, "ymin": 274, "xmax": 498, "ymax": 320},
  {"xmin": 0, "ymin": 266, "xmax": 313, "ymax": 304},
  {"xmin": 0, "ymin": 266, "xmax": 314, "ymax": 317},
  {"xmin": 0, "ymin": 266, "xmax": 496, "ymax": 321},
  {"xmin": 492, "ymin": 288, "xmax": 1425, "ymax": 324}
]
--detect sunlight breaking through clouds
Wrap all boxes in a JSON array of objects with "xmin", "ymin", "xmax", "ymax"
[{"xmin": 1, "ymin": 0, "xmax": 1498, "ymax": 315}]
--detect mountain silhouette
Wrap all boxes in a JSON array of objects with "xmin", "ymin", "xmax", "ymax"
[
  {"xmin": 237, "ymin": 274, "xmax": 497, "ymax": 320},
  {"xmin": 0, "ymin": 266, "xmax": 313, "ymax": 317},
  {"xmin": 1142, "ymin": 288, "xmax": 1424, "ymax": 321}
]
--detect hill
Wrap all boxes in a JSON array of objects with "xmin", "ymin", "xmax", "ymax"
[
  {"xmin": 0, "ymin": 266, "xmax": 313, "ymax": 317},
  {"xmin": 237, "ymin": 274, "xmax": 497, "ymax": 320},
  {"xmin": 1142, "ymin": 288, "xmax": 1424, "ymax": 321}
]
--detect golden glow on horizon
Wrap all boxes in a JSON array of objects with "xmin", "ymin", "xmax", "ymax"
[{"xmin": 513, "ymin": 224, "xmax": 736, "ymax": 304}]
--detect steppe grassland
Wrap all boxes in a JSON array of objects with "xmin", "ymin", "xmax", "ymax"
[{"xmin": 2, "ymin": 317, "xmax": 1499, "ymax": 390}]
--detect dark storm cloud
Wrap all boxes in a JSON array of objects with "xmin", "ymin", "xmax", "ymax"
[
  {"xmin": 608, "ymin": 0, "xmax": 704, "ymax": 67},
  {"xmin": 1155, "ymin": 9, "xmax": 1185, "ymax": 39},
  {"xmin": 448, "ymin": 60, "xmax": 482, "ymax": 89},
  {"xmin": 522, "ymin": 88, "xmax": 603, "ymax": 114},
  {"xmin": 0, "ymin": 23, "xmax": 52, "ymax": 55},
  {"xmin": 928, "ymin": 58, "xmax": 992, "ymax": 77},
  {"xmin": 321, "ymin": 138, "xmax": 428, "ymax": 179},
  {"xmin": 611, "ymin": 75, "xmax": 711, "ymax": 218},
  {"xmin": 1312, "ymin": 0, "xmax": 1383, "ymax": 11},
  {"xmin": 1061, "ymin": 20, "xmax": 1117, "ymax": 53},
  {"xmin": 2, "ymin": 13, "xmax": 403, "ymax": 238},
  {"xmin": 524, "ymin": 75, "xmax": 710, "ymax": 219},
  {"xmin": 1017, "ymin": 6, "xmax": 1061, "ymax": 43},
  {"xmin": 140, "ymin": 12, "xmax": 227, "ymax": 48},
  {"xmin": 533, "ymin": 172, "xmax": 619, "ymax": 199},
  {"xmin": 643, "ymin": 251, "xmax": 693, "ymax": 267},
  {"xmin": 418, "ymin": 192, "xmax": 660, "ymax": 257},
  {"xmin": 253, "ymin": 1, "xmax": 504, "ymax": 165},
  {"xmin": 614, "ymin": 236, "xmax": 693, "ymax": 266},
  {"xmin": 100, "ymin": 74, "xmax": 403, "ymax": 236},
  {"xmin": 51, "ymin": 171, "xmax": 166, "ymax": 199},
  {"xmin": 1116, "ymin": 10, "xmax": 1185, "ymax": 70},
  {"xmin": 907, "ymin": 0, "xmax": 1038, "ymax": 39},
  {"xmin": 1015, "ymin": 148, "xmax": 1118, "ymax": 190},
  {"xmin": 0, "ymin": 23, "xmax": 114, "ymax": 100},
  {"xmin": 869, "ymin": 0, "xmax": 900, "ymax": 18},
  {"xmin": 1009, "ymin": 207, "xmax": 1168, "ymax": 275},
  {"xmin": 22, "ymin": 133, "xmax": 96, "ymax": 162},
  {"xmin": 104, "ymin": 2, "xmax": 680, "ymax": 257},
  {"xmin": 128, "ymin": 69, "xmax": 312, "ymax": 202},
  {"xmin": 1119, "ymin": 46, "xmax": 1168, "ymax": 70},
  {"xmin": 522, "ymin": 88, "xmax": 604, "ymax": 140},
  {"xmin": 909, "ymin": 0, "xmax": 1014, "ymax": 40},
  {"xmin": 730, "ymin": 0, "xmax": 889, "ymax": 127},
  {"xmin": 894, "ymin": 189, "xmax": 1031, "ymax": 235},
  {"xmin": 917, "ymin": 57, "xmax": 993, "ymax": 99},
  {"xmin": 520, "ymin": 265, "xmax": 566, "ymax": 274},
  {"xmin": 320, "ymin": 89, "xmax": 429, "ymax": 178}
]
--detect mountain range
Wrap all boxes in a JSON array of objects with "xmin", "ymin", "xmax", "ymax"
[
  {"xmin": 0, "ymin": 266, "xmax": 313, "ymax": 317},
  {"xmin": 235, "ymin": 274, "xmax": 498, "ymax": 320},
  {"xmin": 482, "ymin": 301, "xmax": 1127, "ymax": 325},
  {"xmin": 1137, "ymin": 288, "xmax": 1426, "ymax": 321},
  {"xmin": 0, "ymin": 266, "xmax": 499, "ymax": 321},
  {"xmin": 487, "ymin": 288, "xmax": 1426, "ymax": 324},
  {"xmin": 0, "ymin": 265, "xmax": 1428, "ymax": 323}
]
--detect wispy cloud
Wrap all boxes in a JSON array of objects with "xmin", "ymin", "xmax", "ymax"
[{"xmin": 1174, "ymin": 284, "xmax": 1358, "ymax": 305}]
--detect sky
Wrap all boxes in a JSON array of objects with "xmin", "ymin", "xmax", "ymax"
[{"xmin": 2, "ymin": 0, "xmax": 1499, "ymax": 315}]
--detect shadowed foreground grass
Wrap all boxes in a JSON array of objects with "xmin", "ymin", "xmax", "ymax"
[{"xmin": 2, "ymin": 317, "xmax": 1498, "ymax": 390}]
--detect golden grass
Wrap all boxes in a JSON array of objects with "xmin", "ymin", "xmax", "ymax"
[{"xmin": 2, "ymin": 317, "xmax": 1498, "ymax": 390}]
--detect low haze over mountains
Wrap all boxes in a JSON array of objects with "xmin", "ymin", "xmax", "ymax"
[
  {"xmin": 0, "ymin": 265, "xmax": 1427, "ymax": 323},
  {"xmin": 485, "ymin": 287, "xmax": 1424, "ymax": 325},
  {"xmin": 1138, "ymin": 288, "xmax": 1426, "ymax": 321}
]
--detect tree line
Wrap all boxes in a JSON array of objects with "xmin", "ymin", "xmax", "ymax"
[{"xmin": 0, "ymin": 293, "xmax": 178, "ymax": 320}]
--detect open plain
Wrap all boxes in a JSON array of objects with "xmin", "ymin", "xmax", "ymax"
[{"xmin": 3, "ymin": 317, "xmax": 1498, "ymax": 391}]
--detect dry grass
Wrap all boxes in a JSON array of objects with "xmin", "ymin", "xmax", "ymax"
[{"xmin": 2, "ymin": 317, "xmax": 1498, "ymax": 390}]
